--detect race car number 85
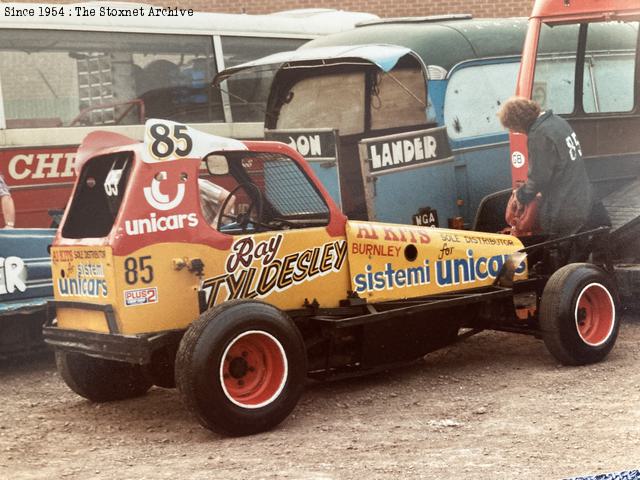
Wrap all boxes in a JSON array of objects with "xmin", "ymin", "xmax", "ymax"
[
  {"xmin": 124, "ymin": 256, "xmax": 154, "ymax": 285},
  {"xmin": 149, "ymin": 123, "xmax": 193, "ymax": 159}
]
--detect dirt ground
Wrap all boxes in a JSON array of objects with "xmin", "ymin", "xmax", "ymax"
[{"xmin": 2, "ymin": 315, "xmax": 640, "ymax": 480}]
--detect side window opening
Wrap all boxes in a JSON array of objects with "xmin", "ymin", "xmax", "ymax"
[
  {"xmin": 198, "ymin": 177, "xmax": 230, "ymax": 227},
  {"xmin": 0, "ymin": 29, "xmax": 220, "ymax": 128},
  {"xmin": 444, "ymin": 61, "xmax": 520, "ymax": 139},
  {"xmin": 533, "ymin": 20, "xmax": 637, "ymax": 116},
  {"xmin": 61, "ymin": 152, "xmax": 132, "ymax": 239},
  {"xmin": 369, "ymin": 66, "xmax": 428, "ymax": 131},
  {"xmin": 582, "ymin": 21, "xmax": 638, "ymax": 114},
  {"xmin": 533, "ymin": 23, "xmax": 581, "ymax": 114},
  {"xmin": 276, "ymin": 70, "xmax": 366, "ymax": 135},
  {"xmin": 220, "ymin": 36, "xmax": 307, "ymax": 122},
  {"xmin": 200, "ymin": 151, "xmax": 329, "ymax": 235},
  {"xmin": 261, "ymin": 157, "xmax": 329, "ymax": 216},
  {"xmin": 275, "ymin": 59, "xmax": 429, "ymax": 136}
]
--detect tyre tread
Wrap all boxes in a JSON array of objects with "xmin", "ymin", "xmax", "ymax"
[
  {"xmin": 56, "ymin": 351, "xmax": 152, "ymax": 402},
  {"xmin": 175, "ymin": 300, "xmax": 306, "ymax": 435},
  {"xmin": 540, "ymin": 263, "xmax": 618, "ymax": 365}
]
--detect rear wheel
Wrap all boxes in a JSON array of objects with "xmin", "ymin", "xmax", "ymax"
[
  {"xmin": 56, "ymin": 351, "xmax": 152, "ymax": 402},
  {"xmin": 540, "ymin": 263, "xmax": 619, "ymax": 365},
  {"xmin": 175, "ymin": 300, "xmax": 307, "ymax": 436}
]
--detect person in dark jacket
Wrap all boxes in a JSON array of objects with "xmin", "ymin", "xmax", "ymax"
[{"xmin": 498, "ymin": 96, "xmax": 606, "ymax": 238}]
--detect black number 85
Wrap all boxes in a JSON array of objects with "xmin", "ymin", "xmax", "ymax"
[
  {"xmin": 124, "ymin": 256, "xmax": 154, "ymax": 285},
  {"xmin": 149, "ymin": 123, "xmax": 193, "ymax": 159}
]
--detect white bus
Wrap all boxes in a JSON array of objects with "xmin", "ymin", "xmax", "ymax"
[{"xmin": 0, "ymin": 2, "xmax": 377, "ymax": 226}]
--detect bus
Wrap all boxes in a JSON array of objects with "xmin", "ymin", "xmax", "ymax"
[
  {"xmin": 216, "ymin": 15, "xmax": 632, "ymax": 232},
  {"xmin": 215, "ymin": 16, "xmax": 530, "ymax": 226},
  {"xmin": 0, "ymin": 2, "xmax": 378, "ymax": 227}
]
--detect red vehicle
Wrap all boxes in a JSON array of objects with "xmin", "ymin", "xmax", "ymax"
[
  {"xmin": 474, "ymin": 1, "xmax": 640, "ymax": 305},
  {"xmin": 509, "ymin": 0, "xmax": 640, "ymax": 192}
]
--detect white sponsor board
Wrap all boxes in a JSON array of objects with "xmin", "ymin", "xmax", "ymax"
[{"xmin": 124, "ymin": 287, "xmax": 158, "ymax": 306}]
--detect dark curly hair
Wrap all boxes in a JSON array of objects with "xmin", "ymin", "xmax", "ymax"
[{"xmin": 497, "ymin": 97, "xmax": 541, "ymax": 133}]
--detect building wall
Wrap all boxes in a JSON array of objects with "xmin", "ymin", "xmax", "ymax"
[
  {"xmin": 203, "ymin": 0, "xmax": 533, "ymax": 17},
  {"xmin": 22, "ymin": 0, "xmax": 535, "ymax": 18}
]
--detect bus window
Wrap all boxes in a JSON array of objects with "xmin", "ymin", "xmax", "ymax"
[
  {"xmin": 370, "ymin": 68, "xmax": 427, "ymax": 131},
  {"xmin": 583, "ymin": 21, "xmax": 638, "ymax": 114},
  {"xmin": 277, "ymin": 72, "xmax": 366, "ymax": 135},
  {"xmin": 275, "ymin": 66, "xmax": 427, "ymax": 135},
  {"xmin": 532, "ymin": 23, "xmax": 580, "ymax": 114},
  {"xmin": 444, "ymin": 61, "xmax": 520, "ymax": 139},
  {"xmin": 0, "ymin": 7, "xmax": 377, "ymax": 228},
  {"xmin": 220, "ymin": 36, "xmax": 306, "ymax": 122},
  {"xmin": 0, "ymin": 29, "xmax": 220, "ymax": 128}
]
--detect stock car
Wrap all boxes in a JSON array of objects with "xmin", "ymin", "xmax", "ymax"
[{"xmin": 43, "ymin": 120, "xmax": 619, "ymax": 435}]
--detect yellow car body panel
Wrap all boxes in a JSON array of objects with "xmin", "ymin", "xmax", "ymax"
[
  {"xmin": 346, "ymin": 221, "xmax": 525, "ymax": 302},
  {"xmin": 52, "ymin": 223, "xmax": 524, "ymax": 335}
]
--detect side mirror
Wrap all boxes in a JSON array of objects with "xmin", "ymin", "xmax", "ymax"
[{"xmin": 204, "ymin": 154, "xmax": 229, "ymax": 176}]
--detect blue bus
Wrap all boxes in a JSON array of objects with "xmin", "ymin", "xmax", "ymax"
[
  {"xmin": 216, "ymin": 16, "xmax": 631, "ymax": 231},
  {"xmin": 216, "ymin": 16, "xmax": 528, "ymax": 227}
]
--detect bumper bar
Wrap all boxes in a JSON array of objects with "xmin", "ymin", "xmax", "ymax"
[{"xmin": 44, "ymin": 300, "xmax": 184, "ymax": 364}]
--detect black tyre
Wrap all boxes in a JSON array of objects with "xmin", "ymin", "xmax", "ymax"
[
  {"xmin": 175, "ymin": 300, "xmax": 307, "ymax": 436},
  {"xmin": 56, "ymin": 351, "xmax": 152, "ymax": 402},
  {"xmin": 540, "ymin": 263, "xmax": 619, "ymax": 365}
]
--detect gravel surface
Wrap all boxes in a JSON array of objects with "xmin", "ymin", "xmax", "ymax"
[{"xmin": 2, "ymin": 316, "xmax": 640, "ymax": 480}]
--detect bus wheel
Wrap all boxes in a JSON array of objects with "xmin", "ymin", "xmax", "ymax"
[
  {"xmin": 175, "ymin": 300, "xmax": 307, "ymax": 436},
  {"xmin": 56, "ymin": 351, "xmax": 152, "ymax": 402},
  {"xmin": 540, "ymin": 263, "xmax": 619, "ymax": 366}
]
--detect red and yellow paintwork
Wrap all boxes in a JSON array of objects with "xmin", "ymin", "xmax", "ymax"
[{"xmin": 52, "ymin": 121, "xmax": 525, "ymax": 336}]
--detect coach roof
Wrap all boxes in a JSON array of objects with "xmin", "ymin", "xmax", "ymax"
[
  {"xmin": 212, "ymin": 18, "xmax": 530, "ymax": 84},
  {"xmin": 301, "ymin": 17, "xmax": 528, "ymax": 72}
]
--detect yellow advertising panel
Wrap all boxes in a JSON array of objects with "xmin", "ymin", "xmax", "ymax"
[
  {"xmin": 53, "ymin": 228, "xmax": 351, "ymax": 335},
  {"xmin": 112, "ymin": 243, "xmax": 202, "ymax": 334},
  {"xmin": 52, "ymin": 246, "xmax": 118, "ymax": 333},
  {"xmin": 346, "ymin": 221, "xmax": 526, "ymax": 302},
  {"xmin": 52, "ymin": 222, "xmax": 523, "ymax": 335},
  {"xmin": 199, "ymin": 227, "xmax": 350, "ymax": 311},
  {"xmin": 52, "ymin": 244, "xmax": 202, "ymax": 335}
]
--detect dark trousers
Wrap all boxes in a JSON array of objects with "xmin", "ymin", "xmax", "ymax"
[{"xmin": 567, "ymin": 201, "xmax": 611, "ymax": 264}]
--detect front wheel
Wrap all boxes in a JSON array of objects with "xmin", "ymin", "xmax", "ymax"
[
  {"xmin": 175, "ymin": 300, "xmax": 307, "ymax": 435},
  {"xmin": 540, "ymin": 263, "xmax": 619, "ymax": 365}
]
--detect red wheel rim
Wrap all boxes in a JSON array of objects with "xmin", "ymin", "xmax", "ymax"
[
  {"xmin": 575, "ymin": 283, "xmax": 615, "ymax": 347},
  {"xmin": 219, "ymin": 331, "xmax": 287, "ymax": 409}
]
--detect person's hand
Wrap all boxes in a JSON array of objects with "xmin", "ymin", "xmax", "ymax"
[{"xmin": 511, "ymin": 189, "xmax": 525, "ymax": 213}]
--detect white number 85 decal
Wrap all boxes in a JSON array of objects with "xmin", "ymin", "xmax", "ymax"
[{"xmin": 565, "ymin": 132, "xmax": 583, "ymax": 161}]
